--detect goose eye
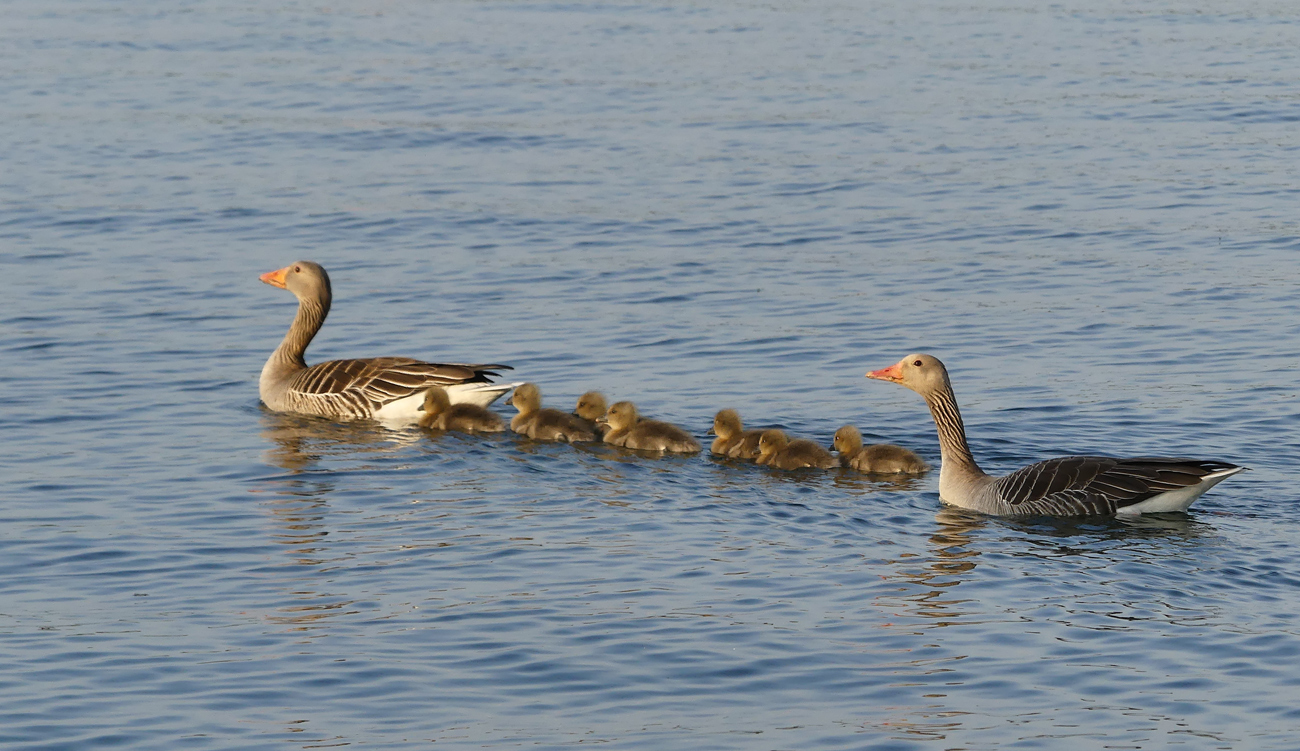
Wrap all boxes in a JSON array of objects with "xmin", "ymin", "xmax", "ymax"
[
  {"xmin": 913, "ymin": 359, "xmax": 922, "ymax": 367},
  {"xmin": 293, "ymin": 265, "xmax": 301, "ymax": 272}
]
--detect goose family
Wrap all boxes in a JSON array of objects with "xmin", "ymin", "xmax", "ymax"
[
  {"xmin": 867, "ymin": 353, "xmax": 1244, "ymax": 516},
  {"xmin": 258, "ymin": 263, "xmax": 1245, "ymax": 516},
  {"xmin": 259, "ymin": 261, "xmax": 516, "ymax": 422}
]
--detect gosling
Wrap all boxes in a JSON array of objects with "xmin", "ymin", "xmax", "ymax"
[
  {"xmin": 756, "ymin": 429, "xmax": 837, "ymax": 470},
  {"xmin": 573, "ymin": 391, "xmax": 609, "ymax": 438},
  {"xmin": 708, "ymin": 409, "xmax": 764, "ymax": 459},
  {"xmin": 833, "ymin": 425, "xmax": 927, "ymax": 474},
  {"xmin": 419, "ymin": 386, "xmax": 505, "ymax": 433},
  {"xmin": 506, "ymin": 383, "xmax": 597, "ymax": 443},
  {"xmin": 600, "ymin": 401, "xmax": 701, "ymax": 453}
]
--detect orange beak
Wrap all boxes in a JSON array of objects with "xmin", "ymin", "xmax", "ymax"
[
  {"xmin": 866, "ymin": 360, "xmax": 905, "ymax": 383},
  {"xmin": 259, "ymin": 266, "xmax": 290, "ymax": 289}
]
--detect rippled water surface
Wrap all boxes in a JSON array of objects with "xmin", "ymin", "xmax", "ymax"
[{"xmin": 4, "ymin": 1, "xmax": 1300, "ymax": 749}]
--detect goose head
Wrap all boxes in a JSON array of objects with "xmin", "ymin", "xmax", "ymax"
[
  {"xmin": 866, "ymin": 353, "xmax": 951, "ymax": 397},
  {"xmin": 260, "ymin": 260, "xmax": 332, "ymax": 304}
]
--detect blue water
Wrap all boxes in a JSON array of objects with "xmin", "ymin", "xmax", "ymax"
[{"xmin": 3, "ymin": 1, "xmax": 1300, "ymax": 748}]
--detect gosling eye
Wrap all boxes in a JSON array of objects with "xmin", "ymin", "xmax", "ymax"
[
  {"xmin": 293, "ymin": 265, "xmax": 301, "ymax": 272},
  {"xmin": 913, "ymin": 359, "xmax": 922, "ymax": 367}
]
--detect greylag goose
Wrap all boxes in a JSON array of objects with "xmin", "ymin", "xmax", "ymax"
[
  {"xmin": 506, "ymin": 383, "xmax": 597, "ymax": 443},
  {"xmin": 573, "ymin": 391, "xmax": 609, "ymax": 438},
  {"xmin": 259, "ymin": 261, "xmax": 517, "ymax": 422},
  {"xmin": 756, "ymin": 429, "xmax": 838, "ymax": 470},
  {"xmin": 707, "ymin": 409, "xmax": 764, "ymax": 459},
  {"xmin": 867, "ymin": 353, "xmax": 1244, "ymax": 516},
  {"xmin": 599, "ymin": 402, "xmax": 701, "ymax": 453},
  {"xmin": 833, "ymin": 425, "xmax": 927, "ymax": 474},
  {"xmin": 418, "ymin": 386, "xmax": 505, "ymax": 433}
]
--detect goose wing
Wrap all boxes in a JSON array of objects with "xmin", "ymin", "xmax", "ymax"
[
  {"xmin": 287, "ymin": 357, "xmax": 511, "ymax": 418},
  {"xmin": 990, "ymin": 456, "xmax": 1240, "ymax": 516}
]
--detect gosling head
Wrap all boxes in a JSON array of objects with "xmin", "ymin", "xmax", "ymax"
[
  {"xmin": 833, "ymin": 425, "xmax": 863, "ymax": 453},
  {"xmin": 710, "ymin": 409, "xmax": 743, "ymax": 438},
  {"xmin": 574, "ymin": 391, "xmax": 608, "ymax": 422},
  {"xmin": 601, "ymin": 401, "xmax": 640, "ymax": 431},
  {"xmin": 421, "ymin": 385, "xmax": 452, "ymax": 416},
  {"xmin": 507, "ymin": 382, "xmax": 542, "ymax": 414},
  {"xmin": 756, "ymin": 429, "xmax": 789, "ymax": 461}
]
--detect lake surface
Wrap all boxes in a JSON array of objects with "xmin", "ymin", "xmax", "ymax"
[{"xmin": 3, "ymin": 1, "xmax": 1300, "ymax": 748}]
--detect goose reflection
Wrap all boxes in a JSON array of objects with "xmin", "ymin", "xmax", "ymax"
[
  {"xmin": 877, "ymin": 509, "xmax": 986, "ymax": 626},
  {"xmin": 259, "ymin": 409, "xmax": 421, "ymax": 472}
]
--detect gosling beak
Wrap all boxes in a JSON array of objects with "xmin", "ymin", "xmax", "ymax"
[
  {"xmin": 866, "ymin": 360, "xmax": 905, "ymax": 383},
  {"xmin": 259, "ymin": 266, "xmax": 290, "ymax": 289}
]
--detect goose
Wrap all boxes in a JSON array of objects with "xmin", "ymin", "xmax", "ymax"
[
  {"xmin": 866, "ymin": 353, "xmax": 1244, "ymax": 516},
  {"xmin": 258, "ymin": 261, "xmax": 518, "ymax": 423},
  {"xmin": 599, "ymin": 402, "xmax": 701, "ymax": 453},
  {"xmin": 707, "ymin": 409, "xmax": 764, "ymax": 459},
  {"xmin": 573, "ymin": 391, "xmax": 609, "ymax": 438},
  {"xmin": 418, "ymin": 386, "xmax": 505, "ymax": 433},
  {"xmin": 755, "ymin": 429, "xmax": 837, "ymax": 470},
  {"xmin": 506, "ymin": 383, "xmax": 596, "ymax": 443},
  {"xmin": 833, "ymin": 425, "xmax": 927, "ymax": 474}
]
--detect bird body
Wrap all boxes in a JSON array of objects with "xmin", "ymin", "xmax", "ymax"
[
  {"xmin": 419, "ymin": 386, "xmax": 505, "ymax": 433},
  {"xmin": 258, "ymin": 261, "xmax": 516, "ymax": 423},
  {"xmin": 601, "ymin": 402, "xmax": 701, "ymax": 453},
  {"xmin": 756, "ymin": 429, "xmax": 837, "ymax": 470},
  {"xmin": 833, "ymin": 425, "xmax": 927, "ymax": 474},
  {"xmin": 866, "ymin": 353, "xmax": 1244, "ymax": 516},
  {"xmin": 507, "ymin": 383, "xmax": 596, "ymax": 443},
  {"xmin": 708, "ymin": 409, "xmax": 764, "ymax": 459}
]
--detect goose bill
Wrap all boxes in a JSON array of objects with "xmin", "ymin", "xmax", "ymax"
[{"xmin": 259, "ymin": 266, "xmax": 290, "ymax": 288}]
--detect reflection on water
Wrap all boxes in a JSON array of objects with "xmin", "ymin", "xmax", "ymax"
[
  {"xmin": 876, "ymin": 509, "xmax": 986, "ymax": 627},
  {"xmin": 259, "ymin": 410, "xmax": 421, "ymax": 473}
]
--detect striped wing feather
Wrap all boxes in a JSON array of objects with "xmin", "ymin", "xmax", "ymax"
[
  {"xmin": 287, "ymin": 357, "xmax": 510, "ymax": 418},
  {"xmin": 991, "ymin": 456, "xmax": 1237, "ymax": 516}
]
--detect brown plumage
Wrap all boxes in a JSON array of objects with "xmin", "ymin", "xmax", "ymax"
[
  {"xmin": 833, "ymin": 425, "xmax": 927, "ymax": 474},
  {"xmin": 600, "ymin": 401, "xmax": 701, "ymax": 453},
  {"xmin": 573, "ymin": 391, "xmax": 609, "ymax": 438},
  {"xmin": 866, "ymin": 353, "xmax": 1244, "ymax": 515},
  {"xmin": 506, "ymin": 383, "xmax": 597, "ymax": 443},
  {"xmin": 756, "ymin": 429, "xmax": 837, "ymax": 470},
  {"xmin": 708, "ymin": 409, "xmax": 764, "ymax": 459},
  {"xmin": 418, "ymin": 386, "xmax": 505, "ymax": 433},
  {"xmin": 258, "ymin": 260, "xmax": 514, "ymax": 422}
]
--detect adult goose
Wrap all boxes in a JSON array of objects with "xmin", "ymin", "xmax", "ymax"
[
  {"xmin": 259, "ymin": 261, "xmax": 516, "ymax": 422},
  {"xmin": 866, "ymin": 354, "xmax": 1244, "ymax": 516}
]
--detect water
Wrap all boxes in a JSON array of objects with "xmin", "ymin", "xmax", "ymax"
[{"xmin": 3, "ymin": 1, "xmax": 1300, "ymax": 748}]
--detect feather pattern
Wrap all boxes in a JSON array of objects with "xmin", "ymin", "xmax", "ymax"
[{"xmin": 989, "ymin": 456, "xmax": 1239, "ymax": 516}]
